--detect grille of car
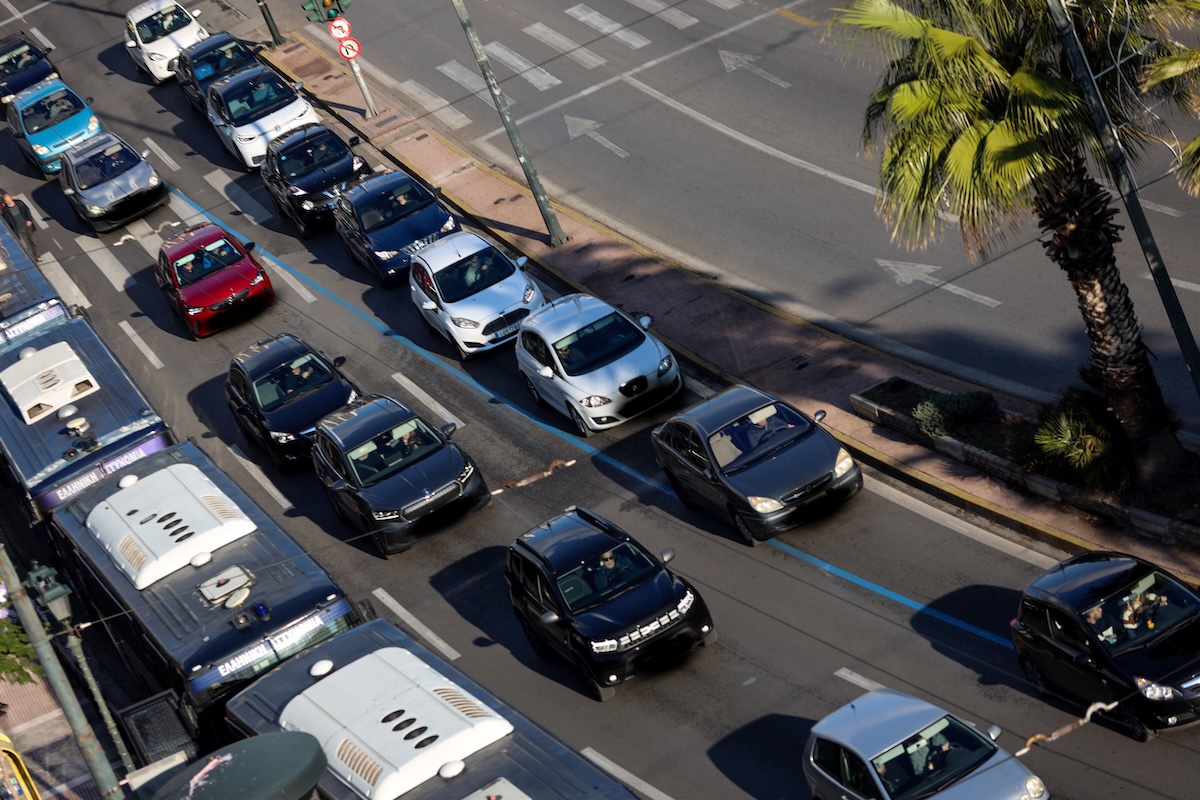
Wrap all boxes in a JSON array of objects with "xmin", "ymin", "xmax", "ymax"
[
  {"xmin": 210, "ymin": 289, "xmax": 249, "ymax": 311},
  {"xmin": 619, "ymin": 376, "xmax": 648, "ymax": 397},
  {"xmin": 481, "ymin": 308, "xmax": 530, "ymax": 337},
  {"xmin": 782, "ymin": 473, "xmax": 834, "ymax": 504},
  {"xmin": 401, "ymin": 481, "xmax": 461, "ymax": 521},
  {"xmin": 617, "ymin": 375, "xmax": 680, "ymax": 418},
  {"xmin": 401, "ymin": 233, "xmax": 440, "ymax": 254},
  {"xmin": 614, "ymin": 590, "xmax": 693, "ymax": 651}
]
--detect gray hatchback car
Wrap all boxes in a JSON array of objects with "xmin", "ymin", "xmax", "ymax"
[
  {"xmin": 59, "ymin": 131, "xmax": 167, "ymax": 233},
  {"xmin": 803, "ymin": 688, "xmax": 1048, "ymax": 800}
]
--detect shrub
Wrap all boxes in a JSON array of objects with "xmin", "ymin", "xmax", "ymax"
[
  {"xmin": 911, "ymin": 390, "xmax": 1000, "ymax": 438},
  {"xmin": 1030, "ymin": 387, "xmax": 1131, "ymax": 492}
]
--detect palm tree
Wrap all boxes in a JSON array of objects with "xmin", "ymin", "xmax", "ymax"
[{"xmin": 832, "ymin": 0, "xmax": 1200, "ymax": 486}]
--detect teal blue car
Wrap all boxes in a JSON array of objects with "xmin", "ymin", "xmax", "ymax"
[{"xmin": 4, "ymin": 78, "xmax": 102, "ymax": 178}]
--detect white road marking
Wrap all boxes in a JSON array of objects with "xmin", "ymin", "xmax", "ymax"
[
  {"xmin": 566, "ymin": 5, "xmax": 652, "ymax": 49},
  {"xmin": 683, "ymin": 376, "xmax": 714, "ymax": 399},
  {"xmin": 484, "ymin": 42, "xmax": 562, "ymax": 91},
  {"xmin": 36, "ymin": 253, "xmax": 89, "ymax": 309},
  {"xmin": 877, "ymin": 259, "xmax": 1000, "ymax": 307},
  {"xmin": 168, "ymin": 193, "xmax": 208, "ymax": 227},
  {"xmin": 391, "ymin": 371, "xmax": 464, "ymax": 428},
  {"xmin": 703, "ymin": 0, "xmax": 741, "ymax": 8},
  {"xmin": 396, "ymin": 79, "xmax": 473, "ymax": 130},
  {"xmin": 371, "ymin": 588, "xmax": 461, "ymax": 661},
  {"xmin": 228, "ymin": 445, "xmax": 292, "ymax": 509},
  {"xmin": 835, "ymin": 668, "xmax": 884, "ymax": 691},
  {"xmin": 118, "ymin": 320, "xmax": 164, "ymax": 369},
  {"xmin": 524, "ymin": 23, "xmax": 606, "ymax": 69},
  {"xmin": 623, "ymin": 0, "xmax": 698, "ymax": 29},
  {"xmin": 143, "ymin": 137, "xmax": 180, "ymax": 171},
  {"xmin": 124, "ymin": 219, "xmax": 164, "ymax": 257},
  {"xmin": 581, "ymin": 749, "xmax": 676, "ymax": 800},
  {"xmin": 437, "ymin": 61, "xmax": 506, "ymax": 109},
  {"xmin": 17, "ymin": 193, "xmax": 48, "ymax": 230},
  {"xmin": 1144, "ymin": 272, "xmax": 1200, "ymax": 294},
  {"xmin": 203, "ymin": 170, "xmax": 273, "ymax": 225},
  {"xmin": 256, "ymin": 251, "xmax": 317, "ymax": 303},
  {"xmin": 29, "ymin": 28, "xmax": 52, "ymax": 49},
  {"xmin": 75, "ymin": 235, "xmax": 135, "ymax": 292}
]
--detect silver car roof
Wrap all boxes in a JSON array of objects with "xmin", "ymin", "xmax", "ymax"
[
  {"xmin": 810, "ymin": 687, "xmax": 946, "ymax": 759},
  {"xmin": 521, "ymin": 293, "xmax": 621, "ymax": 341}
]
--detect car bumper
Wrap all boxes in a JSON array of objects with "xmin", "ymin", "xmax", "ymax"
[
  {"xmin": 86, "ymin": 183, "xmax": 170, "ymax": 233},
  {"xmin": 742, "ymin": 465, "xmax": 864, "ymax": 540},
  {"xmin": 190, "ymin": 284, "xmax": 276, "ymax": 337},
  {"xmin": 582, "ymin": 371, "xmax": 683, "ymax": 431},
  {"xmin": 375, "ymin": 469, "xmax": 490, "ymax": 554},
  {"xmin": 580, "ymin": 597, "xmax": 715, "ymax": 689},
  {"xmin": 1137, "ymin": 697, "xmax": 1200, "ymax": 732},
  {"xmin": 452, "ymin": 308, "xmax": 535, "ymax": 355}
]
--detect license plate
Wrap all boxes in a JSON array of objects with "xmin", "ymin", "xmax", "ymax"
[{"xmin": 493, "ymin": 323, "xmax": 519, "ymax": 340}]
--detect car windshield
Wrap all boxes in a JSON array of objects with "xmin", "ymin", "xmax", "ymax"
[
  {"xmin": 347, "ymin": 417, "xmax": 441, "ymax": 487},
  {"xmin": 191, "ymin": 41, "xmax": 255, "ymax": 84},
  {"xmin": 21, "ymin": 89, "xmax": 83, "ymax": 133},
  {"xmin": 433, "ymin": 246, "xmax": 516, "ymax": 304},
  {"xmin": 552, "ymin": 311, "xmax": 645, "ymax": 377},
  {"xmin": 355, "ymin": 182, "xmax": 432, "ymax": 232},
  {"xmin": 712, "ymin": 402, "xmax": 813, "ymax": 472},
  {"xmin": 277, "ymin": 132, "xmax": 348, "ymax": 179},
  {"xmin": 136, "ymin": 6, "xmax": 193, "ymax": 43},
  {"xmin": 74, "ymin": 143, "xmax": 139, "ymax": 190},
  {"xmin": 173, "ymin": 237, "xmax": 242, "ymax": 286},
  {"xmin": 0, "ymin": 44, "xmax": 41, "ymax": 79},
  {"xmin": 555, "ymin": 541, "xmax": 659, "ymax": 612},
  {"xmin": 869, "ymin": 714, "xmax": 996, "ymax": 800},
  {"xmin": 1083, "ymin": 569, "xmax": 1200, "ymax": 655},
  {"xmin": 252, "ymin": 352, "xmax": 334, "ymax": 412},
  {"xmin": 225, "ymin": 75, "xmax": 296, "ymax": 125}
]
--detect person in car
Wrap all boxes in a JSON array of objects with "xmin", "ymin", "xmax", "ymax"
[
  {"xmin": 1086, "ymin": 603, "xmax": 1121, "ymax": 644},
  {"xmin": 593, "ymin": 550, "xmax": 631, "ymax": 591}
]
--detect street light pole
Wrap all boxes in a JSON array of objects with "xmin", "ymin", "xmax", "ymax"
[{"xmin": 256, "ymin": 0, "xmax": 286, "ymax": 47}]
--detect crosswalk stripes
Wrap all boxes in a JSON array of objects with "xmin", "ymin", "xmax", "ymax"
[
  {"xmin": 523, "ymin": 23, "xmax": 607, "ymax": 69},
  {"xmin": 203, "ymin": 170, "xmax": 273, "ymax": 226},
  {"xmin": 18, "ymin": 193, "xmax": 49, "ymax": 230},
  {"xmin": 255, "ymin": 250, "xmax": 318, "ymax": 304},
  {"xmin": 700, "ymin": 0, "xmax": 742, "ymax": 10},
  {"xmin": 395, "ymin": 79, "xmax": 473, "ymax": 131},
  {"xmin": 622, "ymin": 0, "xmax": 698, "ymax": 29},
  {"xmin": 36, "ymin": 253, "xmax": 90, "ymax": 310},
  {"xmin": 167, "ymin": 192, "xmax": 208, "ymax": 228},
  {"xmin": 118, "ymin": 319, "xmax": 165, "ymax": 370},
  {"xmin": 483, "ymin": 42, "xmax": 562, "ymax": 91},
  {"xmin": 75, "ymin": 234, "xmax": 136, "ymax": 293},
  {"xmin": 436, "ymin": 61, "xmax": 508, "ymax": 109},
  {"xmin": 124, "ymin": 218, "xmax": 166, "ymax": 257},
  {"xmin": 143, "ymin": 137, "xmax": 181, "ymax": 171},
  {"xmin": 566, "ymin": 5, "xmax": 652, "ymax": 49}
]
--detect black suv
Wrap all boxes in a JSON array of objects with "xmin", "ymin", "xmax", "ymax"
[
  {"xmin": 262, "ymin": 123, "xmax": 371, "ymax": 238},
  {"xmin": 505, "ymin": 507, "xmax": 717, "ymax": 701},
  {"xmin": 1011, "ymin": 551, "xmax": 1200, "ymax": 741}
]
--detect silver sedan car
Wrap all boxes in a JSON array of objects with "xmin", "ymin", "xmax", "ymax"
[
  {"xmin": 803, "ymin": 688, "xmax": 1049, "ymax": 800},
  {"xmin": 516, "ymin": 293, "xmax": 681, "ymax": 436}
]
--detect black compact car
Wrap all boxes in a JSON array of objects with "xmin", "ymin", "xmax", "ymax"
[
  {"xmin": 651, "ymin": 385, "xmax": 862, "ymax": 545},
  {"xmin": 60, "ymin": 131, "xmax": 168, "ymax": 233},
  {"xmin": 333, "ymin": 170, "xmax": 457, "ymax": 286},
  {"xmin": 0, "ymin": 33, "xmax": 56, "ymax": 103},
  {"xmin": 171, "ymin": 32, "xmax": 260, "ymax": 112},
  {"xmin": 311, "ymin": 394, "xmax": 489, "ymax": 555},
  {"xmin": 1011, "ymin": 551, "xmax": 1200, "ymax": 741},
  {"xmin": 262, "ymin": 124, "xmax": 371, "ymax": 238},
  {"xmin": 225, "ymin": 332, "xmax": 360, "ymax": 470},
  {"xmin": 505, "ymin": 507, "xmax": 717, "ymax": 701}
]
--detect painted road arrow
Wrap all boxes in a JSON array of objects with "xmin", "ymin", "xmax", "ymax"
[
  {"xmin": 877, "ymin": 259, "xmax": 1001, "ymax": 307},
  {"xmin": 719, "ymin": 50, "xmax": 790, "ymax": 88},
  {"xmin": 564, "ymin": 116, "xmax": 629, "ymax": 158}
]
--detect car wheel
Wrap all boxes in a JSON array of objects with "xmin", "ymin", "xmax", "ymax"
[
  {"xmin": 667, "ymin": 474, "xmax": 696, "ymax": 509},
  {"xmin": 1116, "ymin": 703, "xmax": 1154, "ymax": 742},
  {"xmin": 701, "ymin": 628, "xmax": 719, "ymax": 647},
  {"xmin": 1019, "ymin": 657, "xmax": 1049, "ymax": 696},
  {"xmin": 576, "ymin": 659, "xmax": 614, "ymax": 702},
  {"xmin": 374, "ymin": 531, "xmax": 391, "ymax": 558},
  {"xmin": 518, "ymin": 618, "xmax": 551, "ymax": 660},
  {"xmin": 731, "ymin": 510, "xmax": 757, "ymax": 547},
  {"xmin": 523, "ymin": 374, "xmax": 545, "ymax": 407},
  {"xmin": 293, "ymin": 211, "xmax": 314, "ymax": 240},
  {"xmin": 569, "ymin": 406, "xmax": 593, "ymax": 438}
]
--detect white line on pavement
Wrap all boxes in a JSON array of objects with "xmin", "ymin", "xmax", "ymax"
[
  {"xmin": 203, "ymin": 170, "xmax": 273, "ymax": 225},
  {"xmin": 566, "ymin": 5, "xmax": 652, "ymax": 49},
  {"xmin": 581, "ymin": 748, "xmax": 676, "ymax": 800},
  {"xmin": 17, "ymin": 193, "xmax": 48, "ymax": 230},
  {"xmin": 36, "ymin": 254, "xmax": 89, "ymax": 309},
  {"xmin": 437, "ymin": 61, "xmax": 503, "ymax": 109},
  {"xmin": 76, "ymin": 235, "xmax": 135, "ymax": 292},
  {"xmin": 228, "ymin": 445, "xmax": 292, "ymax": 509},
  {"xmin": 391, "ymin": 371, "xmax": 464, "ymax": 428},
  {"xmin": 835, "ymin": 668, "xmax": 884, "ymax": 691},
  {"xmin": 524, "ymin": 24, "xmax": 606, "ymax": 70},
  {"xmin": 682, "ymin": 376, "xmax": 714, "ymax": 399},
  {"xmin": 168, "ymin": 193, "xmax": 209, "ymax": 227},
  {"xmin": 371, "ymin": 588, "xmax": 461, "ymax": 661},
  {"xmin": 118, "ymin": 320, "xmax": 164, "ymax": 369},
  {"xmin": 29, "ymin": 27, "xmax": 52, "ymax": 49},
  {"xmin": 256, "ymin": 251, "xmax": 317, "ymax": 303},
  {"xmin": 143, "ymin": 137, "xmax": 180, "ymax": 171},
  {"xmin": 124, "ymin": 218, "xmax": 164, "ymax": 257},
  {"xmin": 623, "ymin": 0, "xmax": 698, "ymax": 29},
  {"xmin": 483, "ymin": 42, "xmax": 562, "ymax": 91}
]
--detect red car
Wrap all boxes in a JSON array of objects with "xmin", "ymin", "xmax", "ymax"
[{"xmin": 154, "ymin": 223, "xmax": 275, "ymax": 338}]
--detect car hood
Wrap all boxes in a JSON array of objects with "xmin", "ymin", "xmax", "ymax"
[
  {"xmin": 0, "ymin": 60, "xmax": 53, "ymax": 100},
  {"xmin": 720, "ymin": 426, "xmax": 842, "ymax": 497},
  {"xmin": 444, "ymin": 272, "xmax": 530, "ymax": 319},
  {"xmin": 359, "ymin": 443, "xmax": 464, "ymax": 509},
  {"xmin": 571, "ymin": 570, "xmax": 684, "ymax": 639},
  {"xmin": 234, "ymin": 99, "xmax": 314, "ymax": 137},
  {"xmin": 29, "ymin": 116, "xmax": 97, "ymax": 152},
  {"xmin": 178, "ymin": 260, "xmax": 261, "ymax": 306},
  {"xmin": 563, "ymin": 335, "xmax": 669, "ymax": 395},
  {"xmin": 921, "ymin": 749, "xmax": 1040, "ymax": 800},
  {"xmin": 1112, "ymin": 613, "xmax": 1200, "ymax": 686},
  {"xmin": 367, "ymin": 203, "xmax": 450, "ymax": 251},
  {"xmin": 76, "ymin": 161, "xmax": 159, "ymax": 206},
  {"xmin": 139, "ymin": 24, "xmax": 205, "ymax": 59},
  {"xmin": 263, "ymin": 379, "xmax": 354, "ymax": 435},
  {"xmin": 290, "ymin": 154, "xmax": 365, "ymax": 195}
]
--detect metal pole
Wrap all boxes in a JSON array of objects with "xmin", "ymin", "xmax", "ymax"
[
  {"xmin": 1047, "ymin": 0, "xmax": 1200, "ymax": 407},
  {"xmin": 0, "ymin": 546, "xmax": 125, "ymax": 800},
  {"xmin": 348, "ymin": 59, "xmax": 378, "ymax": 118},
  {"xmin": 256, "ymin": 0, "xmax": 287, "ymax": 48},
  {"xmin": 65, "ymin": 629, "xmax": 136, "ymax": 775},
  {"xmin": 449, "ymin": 0, "xmax": 568, "ymax": 246}
]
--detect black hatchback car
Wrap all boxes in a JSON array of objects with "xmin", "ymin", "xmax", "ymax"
[
  {"xmin": 651, "ymin": 385, "xmax": 862, "ymax": 545},
  {"xmin": 0, "ymin": 33, "xmax": 56, "ymax": 104},
  {"xmin": 225, "ymin": 332, "xmax": 360, "ymax": 470},
  {"xmin": 171, "ymin": 32, "xmax": 260, "ymax": 112},
  {"xmin": 333, "ymin": 170, "xmax": 457, "ymax": 286},
  {"xmin": 312, "ymin": 394, "xmax": 489, "ymax": 556},
  {"xmin": 1011, "ymin": 551, "xmax": 1200, "ymax": 741},
  {"xmin": 505, "ymin": 507, "xmax": 717, "ymax": 701},
  {"xmin": 261, "ymin": 123, "xmax": 371, "ymax": 238}
]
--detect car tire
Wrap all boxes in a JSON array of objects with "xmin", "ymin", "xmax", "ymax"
[
  {"xmin": 523, "ymin": 374, "xmax": 545, "ymax": 407},
  {"xmin": 701, "ymin": 628, "xmax": 719, "ymax": 647},
  {"xmin": 569, "ymin": 406, "xmax": 593, "ymax": 438},
  {"xmin": 518, "ymin": 618, "xmax": 551, "ymax": 660},
  {"xmin": 293, "ymin": 211, "xmax": 314, "ymax": 240},
  {"xmin": 730, "ymin": 510, "xmax": 757, "ymax": 547},
  {"xmin": 576, "ymin": 660, "xmax": 615, "ymax": 702},
  {"xmin": 1116, "ymin": 703, "xmax": 1154, "ymax": 742},
  {"xmin": 1019, "ymin": 657, "xmax": 1049, "ymax": 696},
  {"xmin": 373, "ymin": 531, "xmax": 391, "ymax": 558},
  {"xmin": 667, "ymin": 474, "xmax": 696, "ymax": 509}
]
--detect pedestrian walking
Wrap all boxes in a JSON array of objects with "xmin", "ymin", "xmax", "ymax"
[{"xmin": 0, "ymin": 192, "xmax": 39, "ymax": 262}]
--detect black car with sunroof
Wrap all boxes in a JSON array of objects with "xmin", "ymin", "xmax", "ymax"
[
  {"xmin": 261, "ymin": 123, "xmax": 371, "ymax": 238},
  {"xmin": 172, "ymin": 32, "xmax": 259, "ymax": 112},
  {"xmin": 0, "ymin": 33, "xmax": 56, "ymax": 103},
  {"xmin": 504, "ymin": 506, "xmax": 717, "ymax": 701}
]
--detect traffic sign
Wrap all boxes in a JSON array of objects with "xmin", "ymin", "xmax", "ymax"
[
  {"xmin": 328, "ymin": 17, "xmax": 351, "ymax": 39},
  {"xmin": 338, "ymin": 37, "xmax": 361, "ymax": 60}
]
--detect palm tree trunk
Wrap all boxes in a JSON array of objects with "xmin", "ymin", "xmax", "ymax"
[{"xmin": 1037, "ymin": 155, "xmax": 1189, "ymax": 486}]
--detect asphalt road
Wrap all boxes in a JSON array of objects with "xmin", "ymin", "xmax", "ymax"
[{"xmin": 2, "ymin": 1, "xmax": 1200, "ymax": 798}]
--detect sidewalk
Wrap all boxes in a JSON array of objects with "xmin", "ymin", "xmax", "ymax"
[{"xmin": 1, "ymin": 675, "xmax": 100, "ymax": 800}]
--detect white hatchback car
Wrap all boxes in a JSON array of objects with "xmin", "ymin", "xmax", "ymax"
[
  {"xmin": 409, "ymin": 232, "xmax": 545, "ymax": 358},
  {"xmin": 516, "ymin": 294, "xmax": 681, "ymax": 436},
  {"xmin": 205, "ymin": 64, "xmax": 318, "ymax": 170},
  {"xmin": 124, "ymin": 0, "xmax": 207, "ymax": 84}
]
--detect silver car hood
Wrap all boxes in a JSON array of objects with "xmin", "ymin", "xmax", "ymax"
[
  {"xmin": 76, "ymin": 161, "xmax": 158, "ymax": 207},
  {"xmin": 562, "ymin": 334, "xmax": 669, "ymax": 396}
]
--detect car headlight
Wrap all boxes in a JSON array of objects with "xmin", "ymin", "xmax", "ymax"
[
  {"xmin": 300, "ymin": 199, "xmax": 315, "ymax": 211},
  {"xmin": 457, "ymin": 462, "xmax": 474, "ymax": 483},
  {"xmin": 352, "ymin": 155, "xmax": 365, "ymax": 170},
  {"xmin": 32, "ymin": 144, "xmax": 50, "ymax": 155},
  {"xmin": 833, "ymin": 447, "xmax": 855, "ymax": 478},
  {"xmin": 579, "ymin": 395, "xmax": 611, "ymax": 408},
  {"xmin": 374, "ymin": 249, "xmax": 400, "ymax": 260},
  {"xmin": 184, "ymin": 304, "xmax": 205, "ymax": 316},
  {"xmin": 522, "ymin": 280, "xmax": 537, "ymax": 304},
  {"xmin": 1023, "ymin": 775, "xmax": 1047, "ymax": 800},
  {"xmin": 371, "ymin": 509, "xmax": 401, "ymax": 521},
  {"xmin": 249, "ymin": 270, "xmax": 267, "ymax": 286},
  {"xmin": 148, "ymin": 52, "xmax": 166, "ymax": 61},
  {"xmin": 268, "ymin": 431, "xmax": 297, "ymax": 444},
  {"xmin": 1137, "ymin": 677, "xmax": 1182, "ymax": 701},
  {"xmin": 748, "ymin": 496, "xmax": 783, "ymax": 513},
  {"xmin": 451, "ymin": 316, "xmax": 479, "ymax": 329},
  {"xmin": 676, "ymin": 589, "xmax": 695, "ymax": 615},
  {"xmin": 590, "ymin": 638, "xmax": 618, "ymax": 654},
  {"xmin": 439, "ymin": 215, "xmax": 457, "ymax": 233},
  {"xmin": 84, "ymin": 204, "xmax": 105, "ymax": 216},
  {"xmin": 87, "ymin": 116, "xmax": 100, "ymax": 132},
  {"xmin": 346, "ymin": 389, "xmax": 359, "ymax": 403},
  {"xmin": 148, "ymin": 171, "xmax": 160, "ymax": 187},
  {"xmin": 235, "ymin": 132, "xmax": 259, "ymax": 144},
  {"xmin": 287, "ymin": 185, "xmax": 308, "ymax": 196},
  {"xmin": 196, "ymin": 28, "xmax": 209, "ymax": 40},
  {"xmin": 657, "ymin": 354, "xmax": 674, "ymax": 376},
  {"xmin": 296, "ymin": 102, "xmax": 312, "ymax": 119}
]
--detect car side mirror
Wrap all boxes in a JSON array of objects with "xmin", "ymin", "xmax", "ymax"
[
  {"xmin": 328, "ymin": 478, "xmax": 348, "ymax": 491},
  {"xmin": 538, "ymin": 610, "xmax": 560, "ymax": 625},
  {"xmin": 637, "ymin": 314, "xmax": 652, "ymax": 329},
  {"xmin": 125, "ymin": 40, "xmax": 137, "ymax": 49},
  {"xmin": 348, "ymin": 136, "xmax": 361, "ymax": 146},
  {"xmin": 140, "ymin": 149, "xmax": 151, "ymax": 159},
  {"xmin": 660, "ymin": 547, "xmax": 676, "ymax": 565},
  {"xmin": 515, "ymin": 256, "xmax": 528, "ymax": 268},
  {"xmin": 537, "ymin": 365, "xmax": 554, "ymax": 379},
  {"xmin": 190, "ymin": 8, "xmax": 202, "ymax": 17},
  {"xmin": 10, "ymin": 128, "xmax": 21, "ymax": 138},
  {"xmin": 440, "ymin": 422, "xmax": 457, "ymax": 439},
  {"xmin": 292, "ymin": 81, "xmax": 304, "ymax": 92},
  {"xmin": 985, "ymin": 724, "xmax": 1001, "ymax": 742},
  {"xmin": 421, "ymin": 300, "xmax": 437, "ymax": 312},
  {"xmin": 243, "ymin": 241, "xmax": 256, "ymax": 253},
  {"xmin": 167, "ymin": 57, "xmax": 178, "ymax": 72},
  {"xmin": 43, "ymin": 45, "xmax": 54, "ymax": 54},
  {"xmin": 813, "ymin": 409, "xmax": 826, "ymax": 423},
  {"xmin": 84, "ymin": 96, "xmax": 94, "ymax": 104},
  {"xmin": 333, "ymin": 355, "xmax": 347, "ymax": 368},
  {"xmin": 62, "ymin": 187, "xmax": 74, "ymax": 196},
  {"xmin": 1072, "ymin": 652, "xmax": 1096, "ymax": 669}
]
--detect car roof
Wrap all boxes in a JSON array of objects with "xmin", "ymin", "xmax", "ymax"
[
  {"xmin": 126, "ymin": 0, "xmax": 182, "ymax": 20},
  {"xmin": 811, "ymin": 688, "xmax": 946, "ymax": 760},
  {"xmin": 266, "ymin": 123, "xmax": 340, "ymax": 155},
  {"xmin": 670, "ymin": 384, "xmax": 776, "ymax": 435},
  {"xmin": 413, "ymin": 232, "xmax": 492, "ymax": 273},
  {"xmin": 210, "ymin": 63, "xmax": 278, "ymax": 96},
  {"xmin": 12, "ymin": 76, "xmax": 70, "ymax": 105},
  {"xmin": 317, "ymin": 394, "xmax": 415, "ymax": 450},
  {"xmin": 231, "ymin": 333, "xmax": 315, "ymax": 377},
  {"xmin": 61, "ymin": 131, "xmax": 129, "ymax": 167},
  {"xmin": 160, "ymin": 223, "xmax": 228, "ymax": 257},
  {"xmin": 1024, "ymin": 551, "xmax": 1156, "ymax": 612},
  {"xmin": 179, "ymin": 30, "xmax": 239, "ymax": 59},
  {"xmin": 514, "ymin": 507, "xmax": 628, "ymax": 574},
  {"xmin": 342, "ymin": 170, "xmax": 415, "ymax": 204},
  {"xmin": 521, "ymin": 294, "xmax": 618, "ymax": 341}
]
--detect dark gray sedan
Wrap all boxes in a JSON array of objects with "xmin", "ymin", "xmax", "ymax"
[
  {"xmin": 59, "ymin": 132, "xmax": 168, "ymax": 233},
  {"xmin": 651, "ymin": 384, "xmax": 861, "ymax": 545}
]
